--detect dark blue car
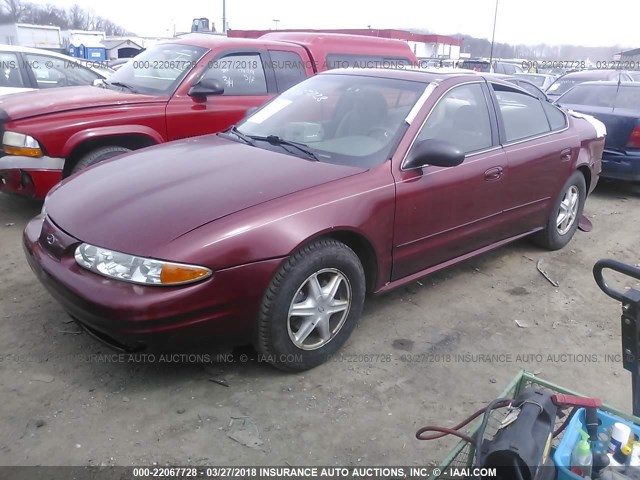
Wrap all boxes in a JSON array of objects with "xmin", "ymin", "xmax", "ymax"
[{"xmin": 556, "ymin": 81, "xmax": 640, "ymax": 184}]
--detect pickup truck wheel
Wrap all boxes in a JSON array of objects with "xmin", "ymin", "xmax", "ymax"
[
  {"xmin": 70, "ymin": 146, "xmax": 131, "ymax": 175},
  {"xmin": 533, "ymin": 171, "xmax": 586, "ymax": 250},
  {"xmin": 255, "ymin": 239, "xmax": 365, "ymax": 372}
]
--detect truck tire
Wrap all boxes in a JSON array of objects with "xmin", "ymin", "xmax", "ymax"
[{"xmin": 70, "ymin": 146, "xmax": 131, "ymax": 175}]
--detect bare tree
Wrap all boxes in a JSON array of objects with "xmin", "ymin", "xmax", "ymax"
[{"xmin": 2, "ymin": 0, "xmax": 26, "ymax": 21}]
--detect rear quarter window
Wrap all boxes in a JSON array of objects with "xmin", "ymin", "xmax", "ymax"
[
  {"xmin": 268, "ymin": 50, "xmax": 307, "ymax": 92},
  {"xmin": 542, "ymin": 102, "xmax": 567, "ymax": 131}
]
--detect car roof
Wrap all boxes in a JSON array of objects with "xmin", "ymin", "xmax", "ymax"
[
  {"xmin": 260, "ymin": 31, "xmax": 412, "ymax": 50},
  {"xmin": 320, "ymin": 68, "xmax": 537, "ymax": 91},
  {"xmin": 164, "ymin": 33, "xmax": 306, "ymax": 50},
  {"xmin": 320, "ymin": 67, "xmax": 476, "ymax": 83},
  {"xmin": 168, "ymin": 32, "xmax": 413, "ymax": 52},
  {"xmin": 557, "ymin": 69, "xmax": 625, "ymax": 79},
  {"xmin": 571, "ymin": 80, "xmax": 639, "ymax": 87},
  {"xmin": 517, "ymin": 73, "xmax": 554, "ymax": 78}
]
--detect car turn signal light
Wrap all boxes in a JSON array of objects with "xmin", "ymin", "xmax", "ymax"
[{"xmin": 160, "ymin": 264, "xmax": 211, "ymax": 285}]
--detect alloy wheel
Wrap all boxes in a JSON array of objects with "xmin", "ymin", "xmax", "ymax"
[
  {"xmin": 556, "ymin": 185, "xmax": 579, "ymax": 236},
  {"xmin": 287, "ymin": 268, "xmax": 352, "ymax": 350}
]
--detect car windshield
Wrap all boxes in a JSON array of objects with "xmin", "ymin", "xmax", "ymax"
[
  {"xmin": 518, "ymin": 74, "xmax": 546, "ymax": 87},
  {"xmin": 105, "ymin": 43, "xmax": 207, "ymax": 95},
  {"xmin": 546, "ymin": 78, "xmax": 580, "ymax": 95},
  {"xmin": 558, "ymin": 84, "xmax": 640, "ymax": 110},
  {"xmin": 235, "ymin": 74, "xmax": 429, "ymax": 168},
  {"xmin": 459, "ymin": 60, "xmax": 491, "ymax": 72}
]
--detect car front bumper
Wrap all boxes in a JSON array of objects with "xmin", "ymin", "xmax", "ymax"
[
  {"xmin": 0, "ymin": 155, "xmax": 64, "ymax": 198},
  {"xmin": 600, "ymin": 149, "xmax": 640, "ymax": 182},
  {"xmin": 23, "ymin": 215, "xmax": 284, "ymax": 351}
]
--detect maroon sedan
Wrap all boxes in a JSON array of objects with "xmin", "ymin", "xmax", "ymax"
[{"xmin": 23, "ymin": 69, "xmax": 604, "ymax": 371}]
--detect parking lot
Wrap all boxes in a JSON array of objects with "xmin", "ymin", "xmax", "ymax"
[{"xmin": 1, "ymin": 180, "xmax": 638, "ymax": 467}]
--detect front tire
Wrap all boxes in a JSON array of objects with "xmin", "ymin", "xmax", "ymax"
[
  {"xmin": 256, "ymin": 239, "xmax": 365, "ymax": 371},
  {"xmin": 533, "ymin": 171, "xmax": 586, "ymax": 250},
  {"xmin": 70, "ymin": 146, "xmax": 132, "ymax": 175}
]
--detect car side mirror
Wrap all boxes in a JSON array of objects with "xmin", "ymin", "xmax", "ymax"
[
  {"xmin": 404, "ymin": 139, "xmax": 465, "ymax": 169},
  {"xmin": 188, "ymin": 78, "xmax": 225, "ymax": 97}
]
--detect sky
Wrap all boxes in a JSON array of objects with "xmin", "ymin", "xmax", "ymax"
[{"xmin": 31, "ymin": 0, "xmax": 639, "ymax": 48}]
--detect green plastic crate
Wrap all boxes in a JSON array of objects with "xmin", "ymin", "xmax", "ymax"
[{"xmin": 435, "ymin": 370, "xmax": 640, "ymax": 479}]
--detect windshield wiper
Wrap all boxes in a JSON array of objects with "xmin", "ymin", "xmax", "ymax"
[
  {"xmin": 105, "ymin": 81, "xmax": 139, "ymax": 94},
  {"xmin": 249, "ymin": 135, "xmax": 320, "ymax": 161},
  {"xmin": 221, "ymin": 126, "xmax": 255, "ymax": 146}
]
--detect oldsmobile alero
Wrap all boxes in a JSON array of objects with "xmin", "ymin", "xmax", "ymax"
[{"xmin": 23, "ymin": 68, "xmax": 605, "ymax": 371}]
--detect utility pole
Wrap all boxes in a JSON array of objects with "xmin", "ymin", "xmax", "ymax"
[
  {"xmin": 222, "ymin": 0, "xmax": 226, "ymax": 33},
  {"xmin": 272, "ymin": 19, "xmax": 280, "ymax": 30},
  {"xmin": 489, "ymin": 0, "xmax": 498, "ymax": 65}
]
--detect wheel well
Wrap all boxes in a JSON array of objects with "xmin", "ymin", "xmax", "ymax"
[
  {"xmin": 318, "ymin": 231, "xmax": 378, "ymax": 293},
  {"xmin": 62, "ymin": 135, "xmax": 157, "ymax": 177},
  {"xmin": 576, "ymin": 165, "xmax": 591, "ymax": 192}
]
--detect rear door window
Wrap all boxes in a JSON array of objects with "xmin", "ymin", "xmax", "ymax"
[
  {"xmin": 25, "ymin": 53, "xmax": 100, "ymax": 88},
  {"xmin": 268, "ymin": 50, "xmax": 307, "ymax": 92},
  {"xmin": 492, "ymin": 85, "xmax": 551, "ymax": 142},
  {"xmin": 203, "ymin": 53, "xmax": 268, "ymax": 95}
]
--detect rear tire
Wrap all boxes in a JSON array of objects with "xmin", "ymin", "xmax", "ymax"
[
  {"xmin": 533, "ymin": 171, "xmax": 586, "ymax": 250},
  {"xmin": 255, "ymin": 239, "xmax": 365, "ymax": 372},
  {"xmin": 70, "ymin": 146, "xmax": 131, "ymax": 175}
]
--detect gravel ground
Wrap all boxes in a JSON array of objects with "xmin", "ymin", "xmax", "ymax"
[{"xmin": 0, "ymin": 180, "xmax": 639, "ymax": 467}]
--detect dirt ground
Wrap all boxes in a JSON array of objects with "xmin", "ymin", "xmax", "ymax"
[{"xmin": 1, "ymin": 181, "xmax": 639, "ymax": 468}]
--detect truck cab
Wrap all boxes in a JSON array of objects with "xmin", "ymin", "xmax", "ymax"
[{"xmin": 0, "ymin": 33, "xmax": 417, "ymax": 199}]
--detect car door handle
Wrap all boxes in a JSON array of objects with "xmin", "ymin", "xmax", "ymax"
[
  {"xmin": 561, "ymin": 148, "xmax": 572, "ymax": 162},
  {"xmin": 484, "ymin": 166, "xmax": 504, "ymax": 181}
]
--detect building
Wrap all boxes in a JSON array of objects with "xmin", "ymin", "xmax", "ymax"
[
  {"xmin": 227, "ymin": 28, "xmax": 461, "ymax": 59},
  {"xmin": 102, "ymin": 38, "xmax": 144, "ymax": 60},
  {"xmin": 0, "ymin": 23, "xmax": 63, "ymax": 51},
  {"xmin": 618, "ymin": 48, "xmax": 640, "ymax": 62}
]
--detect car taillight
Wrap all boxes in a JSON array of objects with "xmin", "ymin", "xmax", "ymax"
[{"xmin": 626, "ymin": 126, "xmax": 640, "ymax": 149}]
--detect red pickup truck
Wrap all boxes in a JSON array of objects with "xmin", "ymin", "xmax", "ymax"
[{"xmin": 0, "ymin": 32, "xmax": 417, "ymax": 198}]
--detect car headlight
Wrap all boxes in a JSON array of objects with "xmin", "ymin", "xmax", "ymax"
[
  {"xmin": 74, "ymin": 243, "xmax": 212, "ymax": 286},
  {"xmin": 3, "ymin": 131, "xmax": 43, "ymax": 157}
]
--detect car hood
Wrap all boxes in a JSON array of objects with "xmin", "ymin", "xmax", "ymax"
[
  {"xmin": 0, "ymin": 87, "xmax": 36, "ymax": 96},
  {"xmin": 46, "ymin": 135, "xmax": 365, "ymax": 256},
  {"xmin": 0, "ymin": 85, "xmax": 163, "ymax": 121}
]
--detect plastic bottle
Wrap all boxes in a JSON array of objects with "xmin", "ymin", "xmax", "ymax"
[
  {"xmin": 572, "ymin": 429, "xmax": 594, "ymax": 477},
  {"xmin": 609, "ymin": 423, "xmax": 633, "ymax": 455}
]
